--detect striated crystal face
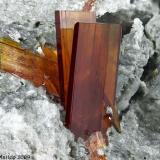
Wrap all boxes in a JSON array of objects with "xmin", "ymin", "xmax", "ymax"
[{"xmin": 0, "ymin": 38, "xmax": 60, "ymax": 97}]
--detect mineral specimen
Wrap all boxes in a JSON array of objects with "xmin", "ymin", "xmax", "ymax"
[
  {"xmin": 66, "ymin": 22, "xmax": 121, "ymax": 139},
  {"xmin": 55, "ymin": 11, "xmax": 96, "ymax": 107}
]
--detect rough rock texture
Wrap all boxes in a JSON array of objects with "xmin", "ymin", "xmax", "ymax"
[
  {"xmin": 105, "ymin": 6, "xmax": 160, "ymax": 160},
  {"xmin": 0, "ymin": 0, "xmax": 160, "ymax": 160},
  {"xmin": 145, "ymin": 15, "xmax": 160, "ymax": 53},
  {"xmin": 0, "ymin": 73, "xmax": 77, "ymax": 159},
  {"xmin": 95, "ymin": 0, "xmax": 157, "ymax": 16},
  {"xmin": 116, "ymin": 18, "xmax": 154, "ymax": 111},
  {"xmin": 106, "ymin": 74, "xmax": 160, "ymax": 160},
  {"xmin": 0, "ymin": 0, "xmax": 85, "ymax": 51},
  {"xmin": 0, "ymin": 0, "xmax": 84, "ymax": 23},
  {"xmin": 97, "ymin": 8, "xmax": 153, "ymax": 34}
]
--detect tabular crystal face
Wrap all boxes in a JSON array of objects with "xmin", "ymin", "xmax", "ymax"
[
  {"xmin": 55, "ymin": 11, "xmax": 96, "ymax": 108},
  {"xmin": 66, "ymin": 22, "xmax": 121, "ymax": 139}
]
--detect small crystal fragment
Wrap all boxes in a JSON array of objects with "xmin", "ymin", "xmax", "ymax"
[{"xmin": 86, "ymin": 132, "xmax": 108, "ymax": 160}]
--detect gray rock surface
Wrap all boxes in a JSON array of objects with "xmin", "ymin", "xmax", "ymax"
[
  {"xmin": 95, "ymin": 0, "xmax": 156, "ymax": 15},
  {"xmin": 145, "ymin": 15, "xmax": 160, "ymax": 53},
  {"xmin": 117, "ymin": 18, "xmax": 154, "ymax": 111},
  {"xmin": 97, "ymin": 1, "xmax": 154, "ymax": 34},
  {"xmin": 0, "ymin": 0, "xmax": 160, "ymax": 160},
  {"xmin": 106, "ymin": 73, "xmax": 160, "ymax": 160},
  {"xmin": 106, "ymin": 11, "xmax": 160, "ymax": 160},
  {"xmin": 0, "ymin": 0, "xmax": 85, "ymax": 51},
  {"xmin": 0, "ymin": 73, "xmax": 77, "ymax": 159}
]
